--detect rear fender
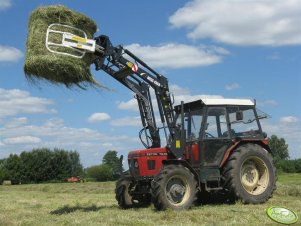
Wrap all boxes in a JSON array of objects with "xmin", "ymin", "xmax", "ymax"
[{"xmin": 220, "ymin": 140, "xmax": 272, "ymax": 168}]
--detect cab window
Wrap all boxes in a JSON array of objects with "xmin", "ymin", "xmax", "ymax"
[
  {"xmin": 227, "ymin": 106, "xmax": 261, "ymax": 137},
  {"xmin": 204, "ymin": 107, "xmax": 228, "ymax": 138},
  {"xmin": 176, "ymin": 109, "xmax": 204, "ymax": 141}
]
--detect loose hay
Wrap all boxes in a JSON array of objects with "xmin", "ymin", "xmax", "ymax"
[{"xmin": 24, "ymin": 5, "xmax": 102, "ymax": 88}]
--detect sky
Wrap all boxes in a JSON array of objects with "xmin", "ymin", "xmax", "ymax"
[{"xmin": 0, "ymin": 0, "xmax": 300, "ymax": 167}]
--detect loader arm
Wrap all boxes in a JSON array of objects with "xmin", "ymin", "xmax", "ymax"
[{"xmin": 93, "ymin": 35, "xmax": 177, "ymax": 149}]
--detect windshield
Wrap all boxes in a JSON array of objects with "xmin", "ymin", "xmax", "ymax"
[{"xmin": 227, "ymin": 106, "xmax": 264, "ymax": 137}]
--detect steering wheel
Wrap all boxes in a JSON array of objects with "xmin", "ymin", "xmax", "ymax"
[{"xmin": 205, "ymin": 132, "xmax": 215, "ymax": 138}]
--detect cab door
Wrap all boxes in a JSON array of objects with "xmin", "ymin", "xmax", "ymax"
[{"xmin": 199, "ymin": 107, "xmax": 232, "ymax": 167}]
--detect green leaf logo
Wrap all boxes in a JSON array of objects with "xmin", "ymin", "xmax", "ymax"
[{"xmin": 267, "ymin": 207, "xmax": 299, "ymax": 225}]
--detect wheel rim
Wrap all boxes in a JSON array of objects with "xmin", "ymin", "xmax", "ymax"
[
  {"xmin": 240, "ymin": 156, "xmax": 269, "ymax": 195},
  {"xmin": 165, "ymin": 176, "xmax": 190, "ymax": 206}
]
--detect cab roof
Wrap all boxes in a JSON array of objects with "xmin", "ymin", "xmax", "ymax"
[
  {"xmin": 174, "ymin": 98, "xmax": 255, "ymax": 113},
  {"xmin": 202, "ymin": 98, "xmax": 255, "ymax": 106}
]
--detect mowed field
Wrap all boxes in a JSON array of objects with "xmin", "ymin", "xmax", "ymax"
[{"xmin": 0, "ymin": 173, "xmax": 300, "ymax": 226}]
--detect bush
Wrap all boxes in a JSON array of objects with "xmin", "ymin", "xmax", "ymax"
[
  {"xmin": 85, "ymin": 164, "xmax": 113, "ymax": 182},
  {"xmin": 276, "ymin": 159, "xmax": 301, "ymax": 173},
  {"xmin": 294, "ymin": 159, "xmax": 301, "ymax": 173}
]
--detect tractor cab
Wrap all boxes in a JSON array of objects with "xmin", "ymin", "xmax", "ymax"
[
  {"xmin": 174, "ymin": 98, "xmax": 269, "ymax": 168},
  {"xmin": 175, "ymin": 98, "xmax": 268, "ymax": 141}
]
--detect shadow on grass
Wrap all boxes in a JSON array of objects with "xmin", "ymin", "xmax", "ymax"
[
  {"xmin": 50, "ymin": 204, "xmax": 115, "ymax": 215},
  {"xmin": 195, "ymin": 191, "xmax": 236, "ymax": 206}
]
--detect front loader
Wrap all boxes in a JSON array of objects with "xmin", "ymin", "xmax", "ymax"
[{"xmin": 46, "ymin": 24, "xmax": 276, "ymax": 210}]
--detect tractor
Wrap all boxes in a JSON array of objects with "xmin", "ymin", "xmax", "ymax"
[
  {"xmin": 45, "ymin": 25, "xmax": 276, "ymax": 210},
  {"xmin": 116, "ymin": 99, "xmax": 276, "ymax": 210}
]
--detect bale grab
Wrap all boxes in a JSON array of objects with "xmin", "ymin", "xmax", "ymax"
[{"xmin": 24, "ymin": 5, "xmax": 103, "ymax": 89}]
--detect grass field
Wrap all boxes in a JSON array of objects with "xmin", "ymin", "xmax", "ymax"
[{"xmin": 0, "ymin": 173, "xmax": 300, "ymax": 226}]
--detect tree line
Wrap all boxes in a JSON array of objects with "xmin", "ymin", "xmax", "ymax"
[
  {"xmin": 0, "ymin": 148, "xmax": 83, "ymax": 184},
  {"xmin": 0, "ymin": 148, "xmax": 122, "ymax": 184}
]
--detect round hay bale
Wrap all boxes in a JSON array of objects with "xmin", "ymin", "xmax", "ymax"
[{"xmin": 24, "ymin": 5, "xmax": 102, "ymax": 88}]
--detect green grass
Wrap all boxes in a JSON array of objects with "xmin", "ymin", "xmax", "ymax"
[{"xmin": 0, "ymin": 173, "xmax": 300, "ymax": 226}]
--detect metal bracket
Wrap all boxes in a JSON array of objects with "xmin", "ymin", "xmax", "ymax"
[{"xmin": 45, "ymin": 23, "xmax": 96, "ymax": 58}]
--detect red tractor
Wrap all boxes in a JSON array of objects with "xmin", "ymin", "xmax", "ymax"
[
  {"xmin": 116, "ymin": 99, "xmax": 276, "ymax": 210},
  {"xmin": 90, "ymin": 36, "xmax": 276, "ymax": 210},
  {"xmin": 46, "ymin": 30, "xmax": 276, "ymax": 210}
]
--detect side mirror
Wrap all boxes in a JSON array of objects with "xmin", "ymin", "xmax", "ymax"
[{"xmin": 236, "ymin": 111, "xmax": 243, "ymax": 121}]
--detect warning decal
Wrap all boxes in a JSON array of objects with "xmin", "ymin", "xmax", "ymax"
[{"xmin": 131, "ymin": 64, "xmax": 138, "ymax": 72}]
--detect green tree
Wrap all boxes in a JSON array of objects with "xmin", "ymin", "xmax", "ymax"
[
  {"xmin": 68, "ymin": 151, "xmax": 83, "ymax": 176},
  {"xmin": 51, "ymin": 148, "xmax": 83, "ymax": 180},
  {"xmin": 3, "ymin": 154, "xmax": 22, "ymax": 184},
  {"xmin": 20, "ymin": 148, "xmax": 54, "ymax": 183},
  {"xmin": 0, "ymin": 159, "xmax": 8, "ymax": 184},
  {"xmin": 102, "ymin": 150, "xmax": 123, "ymax": 179},
  {"xmin": 269, "ymin": 135, "xmax": 290, "ymax": 161},
  {"xmin": 85, "ymin": 164, "xmax": 113, "ymax": 181}
]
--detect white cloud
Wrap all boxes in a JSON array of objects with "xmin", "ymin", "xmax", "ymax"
[
  {"xmin": 280, "ymin": 116, "xmax": 298, "ymax": 124},
  {"xmin": 169, "ymin": 0, "xmax": 301, "ymax": 46},
  {"xmin": 169, "ymin": 84, "xmax": 190, "ymax": 96},
  {"xmin": 0, "ymin": 0, "xmax": 11, "ymax": 10},
  {"xmin": 225, "ymin": 83, "xmax": 240, "ymax": 91},
  {"xmin": 87, "ymin": 112, "xmax": 111, "ymax": 123},
  {"xmin": 111, "ymin": 116, "xmax": 141, "ymax": 127},
  {"xmin": 118, "ymin": 98, "xmax": 138, "ymax": 111},
  {"xmin": 3, "ymin": 136, "xmax": 41, "ymax": 145},
  {"xmin": 4, "ymin": 117, "xmax": 28, "ymax": 128},
  {"xmin": 0, "ymin": 117, "xmax": 141, "ymax": 167},
  {"xmin": 0, "ymin": 46, "xmax": 23, "ymax": 62},
  {"xmin": 0, "ymin": 88, "xmax": 140, "ymax": 167},
  {"xmin": 125, "ymin": 43, "xmax": 229, "ymax": 69},
  {"xmin": 43, "ymin": 118, "xmax": 64, "ymax": 128},
  {"xmin": 117, "ymin": 84, "xmax": 224, "ymax": 112},
  {"xmin": 0, "ymin": 88, "xmax": 54, "ymax": 118}
]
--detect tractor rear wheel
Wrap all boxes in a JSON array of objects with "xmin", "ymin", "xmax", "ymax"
[
  {"xmin": 222, "ymin": 143, "xmax": 276, "ymax": 204},
  {"xmin": 151, "ymin": 164, "xmax": 197, "ymax": 210}
]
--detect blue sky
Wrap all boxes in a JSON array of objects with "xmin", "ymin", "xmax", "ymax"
[{"xmin": 0, "ymin": 0, "xmax": 300, "ymax": 167}]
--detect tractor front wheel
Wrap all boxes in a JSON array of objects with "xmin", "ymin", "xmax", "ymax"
[
  {"xmin": 151, "ymin": 164, "xmax": 197, "ymax": 210},
  {"xmin": 115, "ymin": 173, "xmax": 151, "ymax": 209},
  {"xmin": 115, "ymin": 174, "xmax": 134, "ymax": 209}
]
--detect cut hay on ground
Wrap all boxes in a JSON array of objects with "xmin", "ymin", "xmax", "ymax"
[{"xmin": 24, "ymin": 5, "xmax": 102, "ymax": 88}]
